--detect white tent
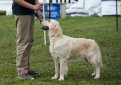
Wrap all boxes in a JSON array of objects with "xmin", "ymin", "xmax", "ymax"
[
  {"xmin": 102, "ymin": 0, "xmax": 120, "ymax": 15},
  {"xmin": 0, "ymin": 0, "xmax": 12, "ymax": 15},
  {"xmin": 66, "ymin": 0, "xmax": 120, "ymax": 16},
  {"xmin": 66, "ymin": 0, "xmax": 102, "ymax": 16},
  {"xmin": 0, "ymin": 0, "xmax": 120, "ymax": 16}
]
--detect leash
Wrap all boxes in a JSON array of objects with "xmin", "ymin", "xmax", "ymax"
[
  {"xmin": 42, "ymin": 1, "xmax": 47, "ymax": 46},
  {"xmin": 41, "ymin": 0, "xmax": 51, "ymax": 46},
  {"xmin": 36, "ymin": 0, "xmax": 52, "ymax": 46}
]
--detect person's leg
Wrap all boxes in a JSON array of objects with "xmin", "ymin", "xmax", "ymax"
[
  {"xmin": 15, "ymin": 15, "xmax": 34, "ymax": 79},
  {"xmin": 27, "ymin": 15, "xmax": 40, "ymax": 76},
  {"xmin": 28, "ymin": 15, "xmax": 34, "ymax": 69}
]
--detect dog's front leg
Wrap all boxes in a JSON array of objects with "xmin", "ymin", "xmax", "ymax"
[
  {"xmin": 59, "ymin": 59, "xmax": 68, "ymax": 81},
  {"xmin": 52, "ymin": 58, "xmax": 60, "ymax": 80}
]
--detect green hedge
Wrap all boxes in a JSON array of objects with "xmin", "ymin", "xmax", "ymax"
[{"xmin": 0, "ymin": 10, "xmax": 6, "ymax": 15}]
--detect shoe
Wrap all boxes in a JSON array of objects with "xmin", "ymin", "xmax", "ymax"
[
  {"xmin": 28, "ymin": 70, "xmax": 39, "ymax": 77},
  {"xmin": 17, "ymin": 73, "xmax": 34, "ymax": 80}
]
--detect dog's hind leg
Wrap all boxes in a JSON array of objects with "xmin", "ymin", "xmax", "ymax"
[
  {"xmin": 88, "ymin": 55, "xmax": 101, "ymax": 79},
  {"xmin": 91, "ymin": 70, "xmax": 95, "ymax": 76},
  {"xmin": 52, "ymin": 58, "xmax": 60, "ymax": 80},
  {"xmin": 94, "ymin": 66, "xmax": 100, "ymax": 79},
  {"xmin": 92, "ymin": 59, "xmax": 101, "ymax": 79}
]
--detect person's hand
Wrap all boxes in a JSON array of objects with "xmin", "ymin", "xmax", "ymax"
[
  {"xmin": 32, "ymin": 3, "xmax": 41, "ymax": 10},
  {"xmin": 35, "ymin": 3, "xmax": 44, "ymax": 19}
]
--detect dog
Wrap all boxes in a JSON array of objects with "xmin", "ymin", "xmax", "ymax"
[{"xmin": 41, "ymin": 19, "xmax": 103, "ymax": 81}]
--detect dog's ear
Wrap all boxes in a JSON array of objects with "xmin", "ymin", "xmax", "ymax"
[{"xmin": 53, "ymin": 24, "xmax": 62, "ymax": 36}]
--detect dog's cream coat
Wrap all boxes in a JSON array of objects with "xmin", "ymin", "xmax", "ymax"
[{"xmin": 41, "ymin": 19, "xmax": 103, "ymax": 81}]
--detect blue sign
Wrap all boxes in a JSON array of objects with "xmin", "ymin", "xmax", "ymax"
[{"xmin": 42, "ymin": 4, "xmax": 61, "ymax": 19}]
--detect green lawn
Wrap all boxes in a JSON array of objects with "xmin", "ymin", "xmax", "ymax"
[{"xmin": 0, "ymin": 16, "xmax": 121, "ymax": 85}]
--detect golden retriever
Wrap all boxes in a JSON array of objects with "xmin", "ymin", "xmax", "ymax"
[{"xmin": 41, "ymin": 19, "xmax": 103, "ymax": 81}]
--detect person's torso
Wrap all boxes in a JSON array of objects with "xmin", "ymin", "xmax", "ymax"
[{"xmin": 12, "ymin": 0, "xmax": 35, "ymax": 15}]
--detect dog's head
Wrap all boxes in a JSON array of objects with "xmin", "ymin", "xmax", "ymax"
[{"xmin": 41, "ymin": 19, "xmax": 62, "ymax": 37}]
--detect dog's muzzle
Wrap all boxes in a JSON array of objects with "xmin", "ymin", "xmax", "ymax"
[{"xmin": 41, "ymin": 26, "xmax": 49, "ymax": 30}]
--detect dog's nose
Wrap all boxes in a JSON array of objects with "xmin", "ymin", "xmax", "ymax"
[{"xmin": 41, "ymin": 26, "xmax": 49, "ymax": 30}]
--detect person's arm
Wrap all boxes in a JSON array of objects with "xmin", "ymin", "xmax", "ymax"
[{"xmin": 13, "ymin": 0, "xmax": 40, "ymax": 10}]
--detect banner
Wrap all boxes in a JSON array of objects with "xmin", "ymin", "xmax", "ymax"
[{"xmin": 42, "ymin": 4, "xmax": 61, "ymax": 19}]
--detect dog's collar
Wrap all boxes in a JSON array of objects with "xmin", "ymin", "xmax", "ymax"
[
  {"xmin": 50, "ymin": 34, "xmax": 63, "ymax": 37},
  {"xmin": 50, "ymin": 35, "xmax": 56, "ymax": 37}
]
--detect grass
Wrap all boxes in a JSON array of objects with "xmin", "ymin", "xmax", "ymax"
[{"xmin": 0, "ymin": 15, "xmax": 121, "ymax": 85}]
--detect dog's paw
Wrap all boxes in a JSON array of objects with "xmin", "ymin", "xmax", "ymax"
[
  {"xmin": 91, "ymin": 73, "xmax": 95, "ymax": 76},
  {"xmin": 59, "ymin": 77, "xmax": 64, "ymax": 81},
  {"xmin": 52, "ymin": 76, "xmax": 58, "ymax": 80},
  {"xmin": 94, "ymin": 76, "xmax": 99, "ymax": 79}
]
